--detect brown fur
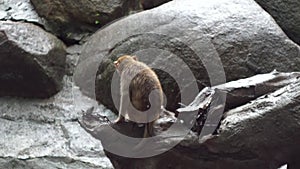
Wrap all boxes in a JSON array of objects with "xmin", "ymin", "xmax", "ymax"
[{"xmin": 114, "ymin": 55, "xmax": 163, "ymax": 137}]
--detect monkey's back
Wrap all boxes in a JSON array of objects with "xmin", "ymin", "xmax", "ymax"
[{"xmin": 121, "ymin": 61, "xmax": 163, "ymax": 112}]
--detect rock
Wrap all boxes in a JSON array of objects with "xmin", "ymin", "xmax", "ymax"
[
  {"xmin": 29, "ymin": 0, "xmax": 144, "ymax": 43},
  {"xmin": 0, "ymin": 21, "xmax": 66, "ymax": 98},
  {"xmin": 254, "ymin": 0, "xmax": 300, "ymax": 45},
  {"xmin": 0, "ymin": 76, "xmax": 114, "ymax": 169},
  {"xmin": 0, "ymin": 0, "xmax": 44, "ymax": 23},
  {"xmin": 142, "ymin": 0, "xmax": 172, "ymax": 9},
  {"xmin": 177, "ymin": 71, "xmax": 300, "ymax": 137},
  {"xmin": 0, "ymin": 0, "xmax": 55, "ymax": 43},
  {"xmin": 214, "ymin": 80, "xmax": 300, "ymax": 169},
  {"xmin": 66, "ymin": 45, "xmax": 83, "ymax": 76},
  {"xmin": 75, "ymin": 0, "xmax": 300, "ymax": 113}
]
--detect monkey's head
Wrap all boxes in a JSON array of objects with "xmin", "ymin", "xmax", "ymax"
[{"xmin": 114, "ymin": 55, "xmax": 137, "ymax": 72}]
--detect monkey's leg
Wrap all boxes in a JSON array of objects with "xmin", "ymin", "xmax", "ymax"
[
  {"xmin": 143, "ymin": 121, "xmax": 154, "ymax": 138},
  {"xmin": 114, "ymin": 93, "xmax": 129, "ymax": 123}
]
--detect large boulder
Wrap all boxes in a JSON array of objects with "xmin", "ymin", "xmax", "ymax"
[
  {"xmin": 254, "ymin": 0, "xmax": 300, "ymax": 45},
  {"xmin": 75, "ymin": 0, "xmax": 300, "ymax": 113},
  {"xmin": 0, "ymin": 21, "xmax": 66, "ymax": 98},
  {"xmin": 30, "ymin": 0, "xmax": 144, "ymax": 42}
]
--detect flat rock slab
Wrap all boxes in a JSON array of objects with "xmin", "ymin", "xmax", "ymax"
[{"xmin": 0, "ymin": 21, "xmax": 66, "ymax": 98}]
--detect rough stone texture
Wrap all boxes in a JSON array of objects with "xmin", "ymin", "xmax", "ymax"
[
  {"xmin": 0, "ymin": 21, "xmax": 66, "ymax": 98},
  {"xmin": 29, "ymin": 0, "xmax": 145, "ymax": 43},
  {"xmin": 254, "ymin": 0, "xmax": 300, "ymax": 45},
  {"xmin": 0, "ymin": 0, "xmax": 44, "ymax": 23},
  {"xmin": 66, "ymin": 45, "xmax": 83, "ymax": 76},
  {"xmin": 0, "ymin": 75, "xmax": 114, "ymax": 169},
  {"xmin": 75, "ymin": 0, "xmax": 300, "ymax": 114},
  {"xmin": 0, "ymin": 43, "xmax": 115, "ymax": 168},
  {"xmin": 213, "ymin": 81, "xmax": 300, "ymax": 169},
  {"xmin": 177, "ymin": 71, "xmax": 300, "ymax": 137}
]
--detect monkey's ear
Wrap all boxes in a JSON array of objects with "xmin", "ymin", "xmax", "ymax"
[{"xmin": 132, "ymin": 55, "xmax": 138, "ymax": 61}]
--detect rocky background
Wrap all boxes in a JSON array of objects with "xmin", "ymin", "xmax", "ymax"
[{"xmin": 0, "ymin": 0, "xmax": 299, "ymax": 169}]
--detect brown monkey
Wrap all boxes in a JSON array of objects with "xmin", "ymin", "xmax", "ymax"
[{"xmin": 113, "ymin": 55, "xmax": 163, "ymax": 137}]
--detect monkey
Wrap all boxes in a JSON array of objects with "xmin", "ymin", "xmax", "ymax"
[{"xmin": 113, "ymin": 55, "xmax": 163, "ymax": 138}]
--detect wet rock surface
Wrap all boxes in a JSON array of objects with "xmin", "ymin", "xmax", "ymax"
[
  {"xmin": 0, "ymin": 0, "xmax": 43, "ymax": 23},
  {"xmin": 0, "ymin": 21, "xmax": 66, "ymax": 98},
  {"xmin": 0, "ymin": 76, "xmax": 114, "ymax": 169}
]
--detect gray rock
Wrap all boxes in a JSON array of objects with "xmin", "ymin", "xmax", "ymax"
[
  {"xmin": 0, "ymin": 76, "xmax": 114, "ymax": 169},
  {"xmin": 75, "ymin": 0, "xmax": 300, "ymax": 113},
  {"xmin": 0, "ymin": 0, "xmax": 43, "ymax": 23},
  {"xmin": 254, "ymin": 0, "xmax": 300, "ymax": 45},
  {"xmin": 29, "ymin": 0, "xmax": 144, "ymax": 42},
  {"xmin": 142, "ymin": 0, "xmax": 172, "ymax": 9},
  {"xmin": 0, "ymin": 21, "xmax": 66, "ymax": 98},
  {"xmin": 66, "ymin": 45, "xmax": 83, "ymax": 76}
]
